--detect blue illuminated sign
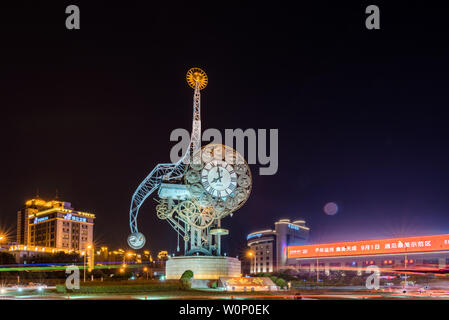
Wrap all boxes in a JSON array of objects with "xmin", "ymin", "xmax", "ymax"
[
  {"xmin": 288, "ymin": 224, "xmax": 299, "ymax": 231},
  {"xmin": 64, "ymin": 213, "xmax": 87, "ymax": 223},
  {"xmin": 247, "ymin": 233, "xmax": 262, "ymax": 240},
  {"xmin": 33, "ymin": 216, "xmax": 49, "ymax": 224}
]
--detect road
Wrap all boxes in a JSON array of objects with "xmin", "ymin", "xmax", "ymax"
[{"xmin": 2, "ymin": 287, "xmax": 449, "ymax": 300}]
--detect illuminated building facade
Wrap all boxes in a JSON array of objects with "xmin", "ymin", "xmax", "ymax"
[
  {"xmin": 246, "ymin": 218, "xmax": 310, "ymax": 273},
  {"xmin": 157, "ymin": 250, "xmax": 169, "ymax": 261},
  {"xmin": 287, "ymin": 234, "xmax": 449, "ymax": 275},
  {"xmin": 16, "ymin": 198, "xmax": 95, "ymax": 253}
]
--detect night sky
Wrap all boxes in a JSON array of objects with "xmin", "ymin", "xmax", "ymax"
[{"xmin": 0, "ymin": 1, "xmax": 448, "ymax": 257}]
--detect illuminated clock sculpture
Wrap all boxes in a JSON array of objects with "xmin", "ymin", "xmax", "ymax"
[
  {"xmin": 127, "ymin": 68, "xmax": 251, "ymax": 257},
  {"xmin": 184, "ymin": 144, "xmax": 251, "ymax": 223}
]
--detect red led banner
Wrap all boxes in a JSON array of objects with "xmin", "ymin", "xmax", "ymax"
[{"xmin": 288, "ymin": 234, "xmax": 449, "ymax": 258}]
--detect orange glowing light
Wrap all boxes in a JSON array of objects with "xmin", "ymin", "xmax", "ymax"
[{"xmin": 288, "ymin": 234, "xmax": 449, "ymax": 258}]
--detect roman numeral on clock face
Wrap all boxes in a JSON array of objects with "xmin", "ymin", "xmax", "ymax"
[{"xmin": 203, "ymin": 180, "xmax": 210, "ymax": 189}]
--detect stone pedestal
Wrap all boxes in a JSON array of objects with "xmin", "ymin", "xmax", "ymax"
[{"xmin": 166, "ymin": 256, "xmax": 241, "ymax": 280}]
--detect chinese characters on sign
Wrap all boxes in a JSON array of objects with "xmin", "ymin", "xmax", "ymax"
[{"xmin": 288, "ymin": 234, "xmax": 449, "ymax": 258}]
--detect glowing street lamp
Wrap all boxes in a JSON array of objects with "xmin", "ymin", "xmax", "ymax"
[
  {"xmin": 0, "ymin": 235, "xmax": 5, "ymax": 249},
  {"xmin": 247, "ymin": 250, "xmax": 255, "ymax": 274},
  {"xmin": 143, "ymin": 267, "xmax": 149, "ymax": 280}
]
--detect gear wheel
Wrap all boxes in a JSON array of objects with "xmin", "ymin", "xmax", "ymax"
[
  {"xmin": 188, "ymin": 207, "xmax": 214, "ymax": 229},
  {"xmin": 188, "ymin": 183, "xmax": 205, "ymax": 198},
  {"xmin": 156, "ymin": 200, "xmax": 170, "ymax": 220},
  {"xmin": 185, "ymin": 169, "xmax": 201, "ymax": 184}
]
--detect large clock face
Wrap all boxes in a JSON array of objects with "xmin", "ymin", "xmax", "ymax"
[
  {"xmin": 184, "ymin": 144, "xmax": 252, "ymax": 219},
  {"xmin": 201, "ymin": 160, "xmax": 237, "ymax": 198}
]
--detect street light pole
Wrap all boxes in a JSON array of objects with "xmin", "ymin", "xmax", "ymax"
[
  {"xmin": 83, "ymin": 245, "xmax": 92, "ymax": 283},
  {"xmin": 404, "ymin": 246, "xmax": 408, "ymax": 288},
  {"xmin": 83, "ymin": 251, "xmax": 86, "ymax": 282}
]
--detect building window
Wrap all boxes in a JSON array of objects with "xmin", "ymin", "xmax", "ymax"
[{"xmin": 401, "ymin": 259, "xmax": 414, "ymax": 265}]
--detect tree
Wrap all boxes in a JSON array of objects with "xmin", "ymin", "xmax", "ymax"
[
  {"xmin": 180, "ymin": 270, "xmax": 194, "ymax": 281},
  {"xmin": 180, "ymin": 270, "xmax": 194, "ymax": 290},
  {"xmin": 275, "ymin": 278, "xmax": 287, "ymax": 289},
  {"xmin": 31, "ymin": 252, "xmax": 82, "ymax": 264}
]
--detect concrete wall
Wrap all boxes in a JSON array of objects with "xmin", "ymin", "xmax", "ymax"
[{"xmin": 166, "ymin": 256, "xmax": 241, "ymax": 280}]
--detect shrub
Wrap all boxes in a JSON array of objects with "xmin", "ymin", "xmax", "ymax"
[
  {"xmin": 180, "ymin": 279, "xmax": 191, "ymax": 290},
  {"xmin": 180, "ymin": 270, "xmax": 194, "ymax": 280},
  {"xmin": 275, "ymin": 278, "xmax": 287, "ymax": 289},
  {"xmin": 56, "ymin": 280, "xmax": 185, "ymax": 293},
  {"xmin": 262, "ymin": 273, "xmax": 271, "ymax": 277},
  {"xmin": 56, "ymin": 285, "xmax": 67, "ymax": 293}
]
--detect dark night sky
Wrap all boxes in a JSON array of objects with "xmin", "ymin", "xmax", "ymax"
[{"xmin": 0, "ymin": 1, "xmax": 448, "ymax": 257}]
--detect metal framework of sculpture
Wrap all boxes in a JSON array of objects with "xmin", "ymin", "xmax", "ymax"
[{"xmin": 127, "ymin": 68, "xmax": 252, "ymax": 256}]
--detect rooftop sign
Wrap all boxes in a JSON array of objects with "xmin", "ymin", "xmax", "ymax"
[
  {"xmin": 64, "ymin": 213, "xmax": 87, "ymax": 223},
  {"xmin": 33, "ymin": 216, "xmax": 49, "ymax": 224},
  {"xmin": 288, "ymin": 234, "xmax": 449, "ymax": 258}
]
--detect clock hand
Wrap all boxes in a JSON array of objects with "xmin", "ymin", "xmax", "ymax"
[
  {"xmin": 216, "ymin": 167, "xmax": 223, "ymax": 182},
  {"xmin": 211, "ymin": 176, "xmax": 220, "ymax": 183}
]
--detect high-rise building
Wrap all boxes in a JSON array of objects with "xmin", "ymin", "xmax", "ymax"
[
  {"xmin": 16, "ymin": 198, "xmax": 95, "ymax": 252},
  {"xmin": 246, "ymin": 218, "xmax": 310, "ymax": 273}
]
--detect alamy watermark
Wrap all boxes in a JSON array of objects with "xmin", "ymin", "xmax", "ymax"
[
  {"xmin": 170, "ymin": 128, "xmax": 279, "ymax": 176},
  {"xmin": 365, "ymin": 265, "xmax": 380, "ymax": 290},
  {"xmin": 65, "ymin": 265, "xmax": 80, "ymax": 290}
]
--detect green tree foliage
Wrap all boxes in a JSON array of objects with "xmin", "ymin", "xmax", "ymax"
[
  {"xmin": 179, "ymin": 270, "xmax": 194, "ymax": 290},
  {"xmin": 31, "ymin": 252, "xmax": 83, "ymax": 264},
  {"xmin": 274, "ymin": 278, "xmax": 287, "ymax": 289},
  {"xmin": 180, "ymin": 270, "xmax": 194, "ymax": 280}
]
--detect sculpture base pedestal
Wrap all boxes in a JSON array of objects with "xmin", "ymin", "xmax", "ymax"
[{"xmin": 166, "ymin": 256, "xmax": 241, "ymax": 280}]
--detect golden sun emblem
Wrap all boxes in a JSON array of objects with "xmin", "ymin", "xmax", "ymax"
[{"xmin": 186, "ymin": 67, "xmax": 208, "ymax": 90}]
